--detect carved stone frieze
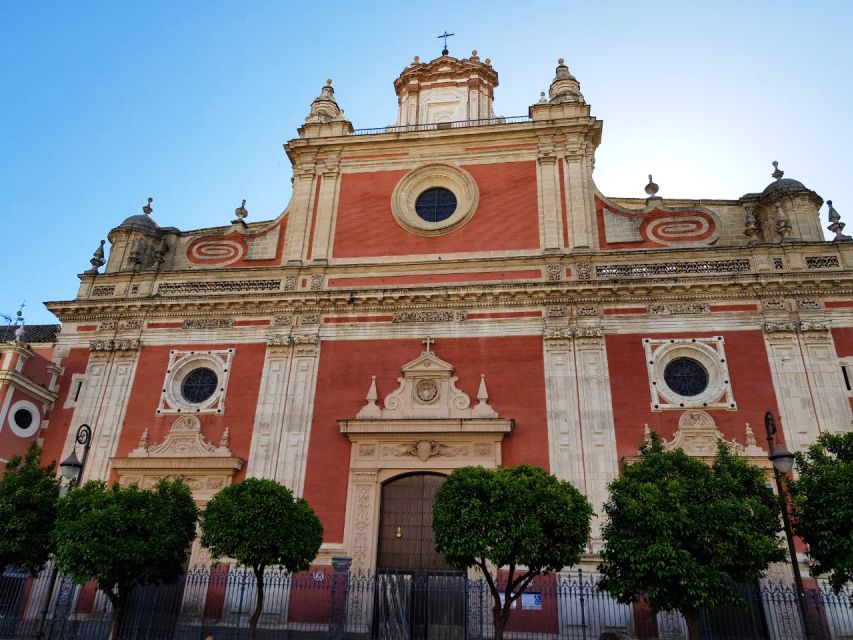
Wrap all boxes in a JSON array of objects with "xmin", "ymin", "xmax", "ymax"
[
  {"xmin": 800, "ymin": 321, "xmax": 831, "ymax": 332},
  {"xmin": 805, "ymin": 256, "xmax": 840, "ymax": 269},
  {"xmin": 381, "ymin": 441, "xmax": 470, "ymax": 461},
  {"xmin": 392, "ymin": 310, "xmax": 466, "ymax": 323},
  {"xmin": 796, "ymin": 300, "xmax": 821, "ymax": 310},
  {"xmin": 266, "ymin": 332, "xmax": 320, "ymax": 346},
  {"xmin": 546, "ymin": 264, "xmax": 562, "ymax": 281},
  {"xmin": 543, "ymin": 327, "xmax": 574, "ymax": 340},
  {"xmin": 597, "ymin": 259, "xmax": 751, "ymax": 278},
  {"xmin": 299, "ymin": 314, "xmax": 320, "ymax": 324},
  {"xmin": 309, "ymin": 274, "xmax": 324, "ymax": 290},
  {"xmin": 157, "ymin": 279, "xmax": 281, "ymax": 296},
  {"xmin": 91, "ymin": 285, "xmax": 117, "ymax": 297},
  {"xmin": 648, "ymin": 303, "xmax": 710, "ymax": 315},
  {"xmin": 764, "ymin": 321, "xmax": 798, "ymax": 334},
  {"xmin": 577, "ymin": 306, "xmax": 598, "ymax": 316},
  {"xmin": 576, "ymin": 262, "xmax": 592, "ymax": 280},
  {"xmin": 574, "ymin": 327, "xmax": 604, "ymax": 338},
  {"xmin": 89, "ymin": 338, "xmax": 141, "ymax": 352},
  {"xmin": 99, "ymin": 321, "xmax": 117, "ymax": 331},
  {"xmin": 120, "ymin": 319, "xmax": 143, "ymax": 330},
  {"xmin": 182, "ymin": 318, "xmax": 233, "ymax": 330},
  {"xmin": 284, "ymin": 275, "xmax": 298, "ymax": 291},
  {"xmin": 763, "ymin": 300, "xmax": 788, "ymax": 311},
  {"xmin": 547, "ymin": 306, "xmax": 567, "ymax": 318},
  {"xmin": 273, "ymin": 315, "xmax": 292, "ymax": 327},
  {"xmin": 646, "ymin": 411, "xmax": 766, "ymax": 459}
]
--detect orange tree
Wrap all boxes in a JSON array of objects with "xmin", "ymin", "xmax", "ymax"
[
  {"xmin": 598, "ymin": 436, "xmax": 785, "ymax": 640},
  {"xmin": 433, "ymin": 464, "xmax": 592, "ymax": 640}
]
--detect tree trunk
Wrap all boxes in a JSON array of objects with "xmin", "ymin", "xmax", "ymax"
[
  {"xmin": 107, "ymin": 592, "xmax": 127, "ymax": 640},
  {"xmin": 249, "ymin": 566, "xmax": 265, "ymax": 640},
  {"xmin": 684, "ymin": 611, "xmax": 702, "ymax": 640},
  {"xmin": 493, "ymin": 604, "xmax": 511, "ymax": 640}
]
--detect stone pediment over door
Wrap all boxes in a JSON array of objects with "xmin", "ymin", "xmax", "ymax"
[
  {"xmin": 111, "ymin": 415, "xmax": 244, "ymax": 504},
  {"xmin": 335, "ymin": 343, "xmax": 514, "ymax": 570}
]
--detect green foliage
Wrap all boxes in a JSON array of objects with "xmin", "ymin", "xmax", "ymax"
[
  {"xmin": 0, "ymin": 443, "xmax": 59, "ymax": 576},
  {"xmin": 789, "ymin": 431, "xmax": 853, "ymax": 592},
  {"xmin": 200, "ymin": 478, "xmax": 323, "ymax": 640},
  {"xmin": 199, "ymin": 477, "xmax": 323, "ymax": 574},
  {"xmin": 53, "ymin": 479, "xmax": 198, "ymax": 607},
  {"xmin": 599, "ymin": 436, "xmax": 785, "ymax": 622},
  {"xmin": 433, "ymin": 465, "xmax": 592, "ymax": 639}
]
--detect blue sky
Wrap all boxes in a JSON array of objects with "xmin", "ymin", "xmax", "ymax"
[{"xmin": 2, "ymin": 1, "xmax": 851, "ymax": 324}]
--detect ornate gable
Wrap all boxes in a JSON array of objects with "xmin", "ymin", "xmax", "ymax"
[{"xmin": 356, "ymin": 346, "xmax": 497, "ymax": 420}]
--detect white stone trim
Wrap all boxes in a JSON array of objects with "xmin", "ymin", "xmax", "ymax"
[
  {"xmin": 63, "ymin": 373, "xmax": 86, "ymax": 410},
  {"xmin": 390, "ymin": 163, "xmax": 479, "ymax": 236},
  {"xmin": 7, "ymin": 399, "xmax": 41, "ymax": 438},
  {"xmin": 156, "ymin": 349, "xmax": 235, "ymax": 415},
  {"xmin": 643, "ymin": 336, "xmax": 735, "ymax": 411}
]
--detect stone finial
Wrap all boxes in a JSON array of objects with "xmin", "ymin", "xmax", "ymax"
[
  {"xmin": 538, "ymin": 91, "xmax": 547, "ymax": 103},
  {"xmin": 548, "ymin": 57, "xmax": 584, "ymax": 104},
  {"xmin": 142, "ymin": 197, "xmax": 154, "ymax": 215},
  {"xmin": 643, "ymin": 424, "xmax": 651, "ymax": 440},
  {"xmin": 356, "ymin": 376, "xmax": 381, "ymax": 419},
  {"xmin": 645, "ymin": 174, "xmax": 660, "ymax": 197},
  {"xmin": 305, "ymin": 79, "xmax": 345, "ymax": 124},
  {"xmin": 413, "ymin": 55, "xmax": 420, "ymax": 64},
  {"xmin": 470, "ymin": 50, "xmax": 479, "ymax": 61},
  {"xmin": 14, "ymin": 325, "xmax": 25, "ymax": 343},
  {"xmin": 233, "ymin": 199, "xmax": 248, "ymax": 222},
  {"xmin": 138, "ymin": 428, "xmax": 149, "ymax": 450},
  {"xmin": 154, "ymin": 237, "xmax": 169, "ymax": 264},
  {"xmin": 827, "ymin": 200, "xmax": 852, "ymax": 241},
  {"xmin": 771, "ymin": 161, "xmax": 784, "ymax": 180},
  {"xmin": 84, "ymin": 240, "xmax": 106, "ymax": 275},
  {"xmin": 219, "ymin": 427, "xmax": 230, "ymax": 449}
]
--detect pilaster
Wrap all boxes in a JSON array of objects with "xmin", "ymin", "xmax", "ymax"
[
  {"xmin": 283, "ymin": 161, "xmax": 319, "ymax": 265},
  {"xmin": 245, "ymin": 333, "xmax": 321, "ymax": 495},
  {"xmin": 799, "ymin": 321, "xmax": 853, "ymax": 434},
  {"xmin": 537, "ymin": 138, "xmax": 562, "ymax": 252}
]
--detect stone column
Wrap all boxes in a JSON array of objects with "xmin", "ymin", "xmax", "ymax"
[
  {"xmin": 308, "ymin": 155, "xmax": 342, "ymax": 263},
  {"xmin": 61, "ymin": 344, "xmax": 141, "ymax": 483},
  {"xmin": 246, "ymin": 334, "xmax": 321, "ymax": 495},
  {"xmin": 537, "ymin": 138, "xmax": 562, "ymax": 252},
  {"xmin": 574, "ymin": 328, "xmax": 619, "ymax": 544},
  {"xmin": 799, "ymin": 322, "xmax": 853, "ymax": 433},
  {"xmin": 564, "ymin": 152, "xmax": 595, "ymax": 251},
  {"xmin": 763, "ymin": 323, "xmax": 820, "ymax": 452},
  {"xmin": 283, "ymin": 164, "xmax": 320, "ymax": 265}
]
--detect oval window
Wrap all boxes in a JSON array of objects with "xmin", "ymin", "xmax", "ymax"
[
  {"xmin": 13, "ymin": 409, "xmax": 33, "ymax": 430},
  {"xmin": 414, "ymin": 187, "xmax": 457, "ymax": 223},
  {"xmin": 663, "ymin": 357, "xmax": 709, "ymax": 397},
  {"xmin": 181, "ymin": 367, "xmax": 219, "ymax": 404}
]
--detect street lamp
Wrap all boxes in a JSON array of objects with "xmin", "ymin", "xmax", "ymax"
[
  {"xmin": 764, "ymin": 411, "xmax": 813, "ymax": 640},
  {"xmin": 59, "ymin": 424, "xmax": 92, "ymax": 485},
  {"xmin": 38, "ymin": 424, "xmax": 93, "ymax": 638}
]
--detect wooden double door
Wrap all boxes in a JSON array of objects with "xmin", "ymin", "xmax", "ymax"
[{"xmin": 374, "ymin": 473, "xmax": 466, "ymax": 640}]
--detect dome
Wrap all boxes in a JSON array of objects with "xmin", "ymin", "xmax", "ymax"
[
  {"xmin": 762, "ymin": 178, "xmax": 807, "ymax": 196},
  {"xmin": 117, "ymin": 213, "xmax": 160, "ymax": 230},
  {"xmin": 114, "ymin": 197, "xmax": 160, "ymax": 232}
]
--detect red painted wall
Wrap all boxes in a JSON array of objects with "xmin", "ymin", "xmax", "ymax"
[
  {"xmin": 113, "ymin": 343, "xmax": 267, "ymax": 481},
  {"xmin": 606, "ymin": 331, "xmax": 781, "ymax": 459},
  {"xmin": 332, "ymin": 162, "xmax": 541, "ymax": 258},
  {"xmin": 39, "ymin": 348, "xmax": 90, "ymax": 468},
  {"xmin": 303, "ymin": 336, "xmax": 549, "ymax": 542}
]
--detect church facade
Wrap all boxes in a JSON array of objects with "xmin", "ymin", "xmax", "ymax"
[{"xmin": 5, "ymin": 50, "xmax": 853, "ymax": 589}]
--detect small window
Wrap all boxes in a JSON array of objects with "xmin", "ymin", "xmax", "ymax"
[
  {"xmin": 13, "ymin": 409, "xmax": 33, "ymax": 431},
  {"xmin": 842, "ymin": 365, "xmax": 852, "ymax": 392},
  {"xmin": 181, "ymin": 367, "xmax": 218, "ymax": 404},
  {"xmin": 663, "ymin": 357, "xmax": 709, "ymax": 397},
  {"xmin": 414, "ymin": 187, "xmax": 457, "ymax": 223}
]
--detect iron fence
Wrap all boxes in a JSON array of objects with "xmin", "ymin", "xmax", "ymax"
[{"xmin": 1, "ymin": 565, "xmax": 851, "ymax": 640}]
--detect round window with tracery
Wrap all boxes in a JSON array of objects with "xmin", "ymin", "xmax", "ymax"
[
  {"xmin": 181, "ymin": 367, "xmax": 219, "ymax": 404},
  {"xmin": 663, "ymin": 357, "xmax": 709, "ymax": 397},
  {"xmin": 415, "ymin": 187, "xmax": 457, "ymax": 223}
]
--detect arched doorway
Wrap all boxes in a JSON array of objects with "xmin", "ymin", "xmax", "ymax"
[
  {"xmin": 377, "ymin": 473, "xmax": 451, "ymax": 572},
  {"xmin": 374, "ymin": 473, "xmax": 465, "ymax": 639}
]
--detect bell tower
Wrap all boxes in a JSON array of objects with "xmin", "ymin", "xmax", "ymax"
[{"xmin": 393, "ymin": 50, "xmax": 499, "ymax": 126}]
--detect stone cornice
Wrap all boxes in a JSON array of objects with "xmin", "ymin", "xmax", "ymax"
[{"xmin": 0, "ymin": 370, "xmax": 58, "ymax": 404}]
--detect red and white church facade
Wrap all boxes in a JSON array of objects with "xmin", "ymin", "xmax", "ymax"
[{"xmin": 4, "ymin": 49, "xmax": 853, "ymax": 620}]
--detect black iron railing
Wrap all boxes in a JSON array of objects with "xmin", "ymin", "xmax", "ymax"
[
  {"xmin": 350, "ymin": 115, "xmax": 532, "ymax": 136},
  {"xmin": 1, "ymin": 565, "xmax": 852, "ymax": 639}
]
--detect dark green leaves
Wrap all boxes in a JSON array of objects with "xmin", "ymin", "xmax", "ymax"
[
  {"xmin": 199, "ymin": 477, "xmax": 323, "ymax": 574},
  {"xmin": 0, "ymin": 443, "xmax": 59, "ymax": 576},
  {"xmin": 433, "ymin": 465, "xmax": 593, "ymax": 574},
  {"xmin": 790, "ymin": 431, "xmax": 853, "ymax": 593},
  {"xmin": 598, "ymin": 439, "xmax": 785, "ymax": 616},
  {"xmin": 52, "ymin": 479, "xmax": 198, "ymax": 604}
]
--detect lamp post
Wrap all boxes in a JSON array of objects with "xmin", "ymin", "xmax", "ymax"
[
  {"xmin": 37, "ymin": 424, "xmax": 93, "ymax": 638},
  {"xmin": 764, "ymin": 411, "xmax": 813, "ymax": 640}
]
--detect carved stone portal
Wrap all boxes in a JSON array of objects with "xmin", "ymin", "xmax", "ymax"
[{"xmin": 335, "ymin": 346, "xmax": 514, "ymax": 571}]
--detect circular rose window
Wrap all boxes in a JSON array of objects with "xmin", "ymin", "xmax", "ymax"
[{"xmin": 415, "ymin": 188, "xmax": 457, "ymax": 223}]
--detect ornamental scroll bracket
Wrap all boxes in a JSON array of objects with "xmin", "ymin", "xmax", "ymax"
[{"xmin": 355, "ymin": 347, "xmax": 498, "ymax": 420}]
